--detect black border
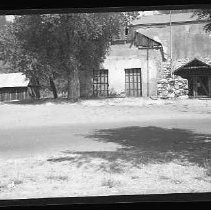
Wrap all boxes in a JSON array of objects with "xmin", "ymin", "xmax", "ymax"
[
  {"xmin": 0, "ymin": 0, "xmax": 211, "ymax": 207},
  {"xmin": 0, "ymin": 193, "xmax": 211, "ymax": 207},
  {"xmin": 0, "ymin": 0, "xmax": 211, "ymax": 14}
]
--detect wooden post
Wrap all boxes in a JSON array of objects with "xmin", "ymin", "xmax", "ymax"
[
  {"xmin": 209, "ymin": 76, "xmax": 211, "ymax": 98},
  {"xmin": 193, "ymin": 76, "xmax": 198, "ymax": 98},
  {"xmin": 146, "ymin": 48, "xmax": 149, "ymax": 97},
  {"xmin": 169, "ymin": 10, "xmax": 173, "ymax": 78}
]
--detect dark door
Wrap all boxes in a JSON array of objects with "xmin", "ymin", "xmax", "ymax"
[
  {"xmin": 125, "ymin": 68, "xmax": 142, "ymax": 97},
  {"xmin": 93, "ymin": 69, "xmax": 109, "ymax": 97},
  {"xmin": 188, "ymin": 76, "xmax": 209, "ymax": 98},
  {"xmin": 197, "ymin": 76, "xmax": 209, "ymax": 97}
]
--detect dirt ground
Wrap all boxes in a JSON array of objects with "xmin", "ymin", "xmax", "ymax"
[{"xmin": 0, "ymin": 98, "xmax": 211, "ymax": 199}]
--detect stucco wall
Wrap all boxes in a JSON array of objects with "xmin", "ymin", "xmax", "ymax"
[
  {"xmin": 137, "ymin": 23, "xmax": 211, "ymax": 60},
  {"xmin": 102, "ymin": 44, "xmax": 162, "ymax": 97}
]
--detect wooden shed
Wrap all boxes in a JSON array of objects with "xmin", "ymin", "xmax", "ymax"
[
  {"xmin": 0, "ymin": 73, "xmax": 40, "ymax": 102},
  {"xmin": 174, "ymin": 58, "xmax": 211, "ymax": 98}
]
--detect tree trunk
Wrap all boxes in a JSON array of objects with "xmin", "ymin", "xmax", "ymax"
[
  {"xmin": 49, "ymin": 78, "xmax": 58, "ymax": 99},
  {"xmin": 67, "ymin": 68, "xmax": 80, "ymax": 101},
  {"xmin": 34, "ymin": 87, "xmax": 41, "ymax": 99}
]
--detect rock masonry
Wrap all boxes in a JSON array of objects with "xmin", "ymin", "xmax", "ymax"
[
  {"xmin": 157, "ymin": 57, "xmax": 211, "ymax": 98},
  {"xmin": 157, "ymin": 60, "xmax": 188, "ymax": 98}
]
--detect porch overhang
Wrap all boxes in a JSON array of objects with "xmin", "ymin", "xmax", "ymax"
[
  {"xmin": 173, "ymin": 58, "xmax": 211, "ymax": 98},
  {"xmin": 130, "ymin": 31, "xmax": 166, "ymax": 62},
  {"xmin": 173, "ymin": 58, "xmax": 211, "ymax": 78}
]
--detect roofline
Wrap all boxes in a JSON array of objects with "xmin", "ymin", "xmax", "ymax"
[
  {"xmin": 0, "ymin": 86, "xmax": 29, "ymax": 88},
  {"xmin": 173, "ymin": 58, "xmax": 211, "ymax": 74},
  {"xmin": 135, "ymin": 31, "xmax": 162, "ymax": 46},
  {"xmin": 129, "ymin": 19, "xmax": 210, "ymax": 28}
]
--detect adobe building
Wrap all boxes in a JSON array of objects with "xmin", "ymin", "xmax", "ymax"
[
  {"xmin": 81, "ymin": 12, "xmax": 211, "ymax": 99},
  {"xmin": 130, "ymin": 12, "xmax": 211, "ymax": 98},
  {"xmin": 80, "ymin": 28, "xmax": 165, "ymax": 98},
  {"xmin": 100, "ymin": 37, "xmax": 164, "ymax": 97}
]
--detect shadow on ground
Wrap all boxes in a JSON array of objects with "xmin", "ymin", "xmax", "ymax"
[
  {"xmin": 2, "ymin": 96, "xmax": 126, "ymax": 105},
  {"xmin": 47, "ymin": 126, "xmax": 211, "ymax": 171},
  {"xmin": 3, "ymin": 98, "xmax": 73, "ymax": 105}
]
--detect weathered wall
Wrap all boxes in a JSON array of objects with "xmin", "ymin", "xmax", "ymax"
[
  {"xmin": 172, "ymin": 24, "xmax": 211, "ymax": 60},
  {"xmin": 157, "ymin": 57, "xmax": 211, "ymax": 98},
  {"xmin": 102, "ymin": 44, "xmax": 162, "ymax": 97},
  {"xmin": 136, "ymin": 23, "xmax": 211, "ymax": 61}
]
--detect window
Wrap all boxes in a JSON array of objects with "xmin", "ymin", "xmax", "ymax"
[
  {"xmin": 93, "ymin": 69, "xmax": 109, "ymax": 97},
  {"xmin": 125, "ymin": 68, "xmax": 142, "ymax": 97}
]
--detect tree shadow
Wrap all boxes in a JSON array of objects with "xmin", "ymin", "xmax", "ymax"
[
  {"xmin": 2, "ymin": 97, "xmax": 115, "ymax": 105},
  {"xmin": 3, "ymin": 98, "xmax": 75, "ymax": 105},
  {"xmin": 60, "ymin": 126, "xmax": 211, "ymax": 168}
]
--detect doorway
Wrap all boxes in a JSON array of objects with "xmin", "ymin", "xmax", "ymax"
[
  {"xmin": 125, "ymin": 68, "xmax": 142, "ymax": 97},
  {"xmin": 188, "ymin": 76, "xmax": 209, "ymax": 97},
  {"xmin": 93, "ymin": 69, "xmax": 109, "ymax": 97}
]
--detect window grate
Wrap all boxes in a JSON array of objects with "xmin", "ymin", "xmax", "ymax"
[
  {"xmin": 93, "ymin": 69, "xmax": 109, "ymax": 97},
  {"xmin": 125, "ymin": 68, "xmax": 142, "ymax": 97}
]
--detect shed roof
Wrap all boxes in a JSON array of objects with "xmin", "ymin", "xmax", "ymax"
[
  {"xmin": 0, "ymin": 73, "xmax": 30, "ymax": 88},
  {"xmin": 132, "ymin": 31, "xmax": 162, "ymax": 48},
  {"xmin": 173, "ymin": 58, "xmax": 211, "ymax": 76},
  {"xmin": 130, "ymin": 31, "xmax": 166, "ymax": 62}
]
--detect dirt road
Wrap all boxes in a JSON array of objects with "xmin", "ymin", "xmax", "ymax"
[
  {"xmin": 0, "ymin": 98, "xmax": 211, "ymax": 198},
  {"xmin": 1, "ymin": 117, "xmax": 211, "ymax": 160}
]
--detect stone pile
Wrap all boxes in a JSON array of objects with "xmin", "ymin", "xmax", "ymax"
[
  {"xmin": 161, "ymin": 61, "xmax": 171, "ymax": 78},
  {"xmin": 157, "ymin": 77, "xmax": 188, "ymax": 98},
  {"xmin": 157, "ymin": 61, "xmax": 188, "ymax": 98},
  {"xmin": 157, "ymin": 57, "xmax": 211, "ymax": 98}
]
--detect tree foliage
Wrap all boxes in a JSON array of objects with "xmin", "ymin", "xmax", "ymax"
[
  {"xmin": 193, "ymin": 9, "xmax": 211, "ymax": 32},
  {"xmin": 0, "ymin": 12, "xmax": 139, "ymax": 100}
]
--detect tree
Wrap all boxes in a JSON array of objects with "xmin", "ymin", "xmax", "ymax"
[
  {"xmin": 193, "ymin": 9, "xmax": 211, "ymax": 32},
  {"xmin": 0, "ymin": 22, "xmax": 56, "ymax": 98},
  {"xmin": 0, "ymin": 12, "xmax": 139, "ymax": 101}
]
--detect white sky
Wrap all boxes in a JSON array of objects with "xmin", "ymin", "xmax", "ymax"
[
  {"xmin": 5, "ymin": 15, "xmax": 15, "ymax": 22},
  {"xmin": 4, "ymin": 11, "xmax": 160, "ymax": 22}
]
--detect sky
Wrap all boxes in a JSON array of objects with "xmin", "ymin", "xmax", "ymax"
[
  {"xmin": 5, "ymin": 15, "xmax": 15, "ymax": 22},
  {"xmin": 4, "ymin": 11, "xmax": 161, "ymax": 23}
]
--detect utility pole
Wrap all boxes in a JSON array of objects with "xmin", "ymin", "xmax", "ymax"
[
  {"xmin": 146, "ymin": 48, "xmax": 149, "ymax": 97},
  {"xmin": 169, "ymin": 10, "xmax": 173, "ymax": 78}
]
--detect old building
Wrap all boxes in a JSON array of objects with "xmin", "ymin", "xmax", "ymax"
[
  {"xmin": 174, "ymin": 58, "xmax": 211, "ymax": 98},
  {"xmin": 80, "ymin": 27, "xmax": 166, "ymax": 98},
  {"xmin": 0, "ymin": 73, "xmax": 40, "ymax": 102},
  {"xmin": 100, "ymin": 32, "xmax": 165, "ymax": 97},
  {"xmin": 81, "ymin": 12, "xmax": 211, "ymax": 99},
  {"xmin": 129, "ymin": 12, "xmax": 211, "ymax": 98}
]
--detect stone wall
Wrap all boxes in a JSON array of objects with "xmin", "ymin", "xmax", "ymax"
[
  {"xmin": 157, "ymin": 61, "xmax": 188, "ymax": 98},
  {"xmin": 157, "ymin": 77, "xmax": 188, "ymax": 98},
  {"xmin": 157, "ymin": 57, "xmax": 211, "ymax": 98}
]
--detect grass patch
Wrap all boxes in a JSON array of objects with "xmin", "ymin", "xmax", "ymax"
[
  {"xmin": 46, "ymin": 175, "xmax": 68, "ymax": 181},
  {"xmin": 101, "ymin": 178, "xmax": 122, "ymax": 188},
  {"xmin": 13, "ymin": 179, "xmax": 23, "ymax": 185},
  {"xmin": 47, "ymin": 156, "xmax": 76, "ymax": 163},
  {"xmin": 170, "ymin": 179, "xmax": 183, "ymax": 184},
  {"xmin": 159, "ymin": 175, "xmax": 170, "ymax": 180},
  {"xmin": 0, "ymin": 184, "xmax": 7, "ymax": 191},
  {"xmin": 131, "ymin": 176, "xmax": 140, "ymax": 180},
  {"xmin": 98, "ymin": 162, "xmax": 125, "ymax": 174}
]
